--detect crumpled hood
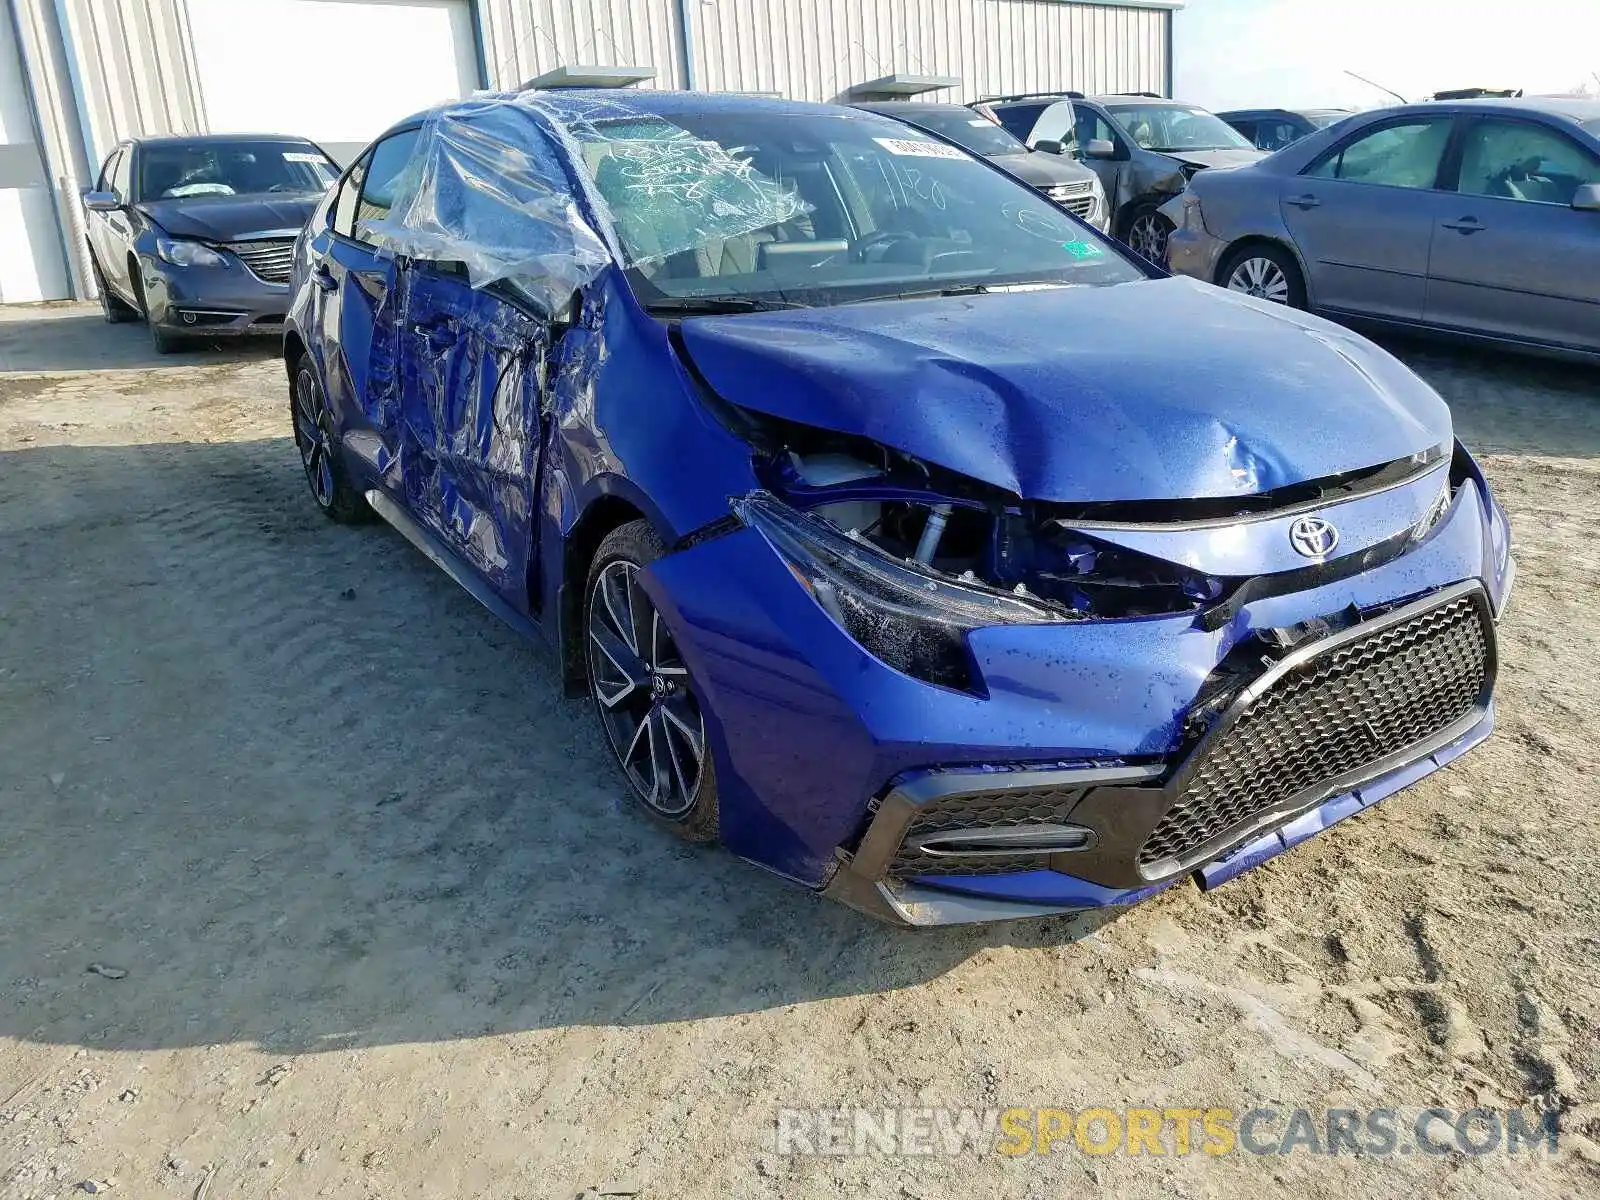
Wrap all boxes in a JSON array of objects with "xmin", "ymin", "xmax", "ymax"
[
  {"xmin": 138, "ymin": 193, "xmax": 322, "ymax": 242},
  {"xmin": 675, "ymin": 277, "xmax": 1452, "ymax": 503},
  {"xmin": 1167, "ymin": 148, "xmax": 1264, "ymax": 171}
]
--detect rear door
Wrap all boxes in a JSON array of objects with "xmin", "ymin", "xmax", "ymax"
[
  {"xmin": 312, "ymin": 126, "xmax": 420, "ymax": 480},
  {"xmin": 1281, "ymin": 115, "xmax": 1457, "ymax": 320},
  {"xmin": 1424, "ymin": 116, "xmax": 1600, "ymax": 353}
]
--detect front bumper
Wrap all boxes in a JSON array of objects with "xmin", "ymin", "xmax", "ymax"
[
  {"xmin": 826, "ymin": 582, "xmax": 1496, "ymax": 926},
  {"xmin": 139, "ymin": 256, "xmax": 291, "ymax": 337},
  {"xmin": 644, "ymin": 466, "xmax": 1511, "ymax": 926}
]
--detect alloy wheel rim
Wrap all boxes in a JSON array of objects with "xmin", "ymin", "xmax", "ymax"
[
  {"xmin": 1227, "ymin": 257, "xmax": 1291, "ymax": 304},
  {"xmin": 587, "ymin": 560, "xmax": 706, "ymax": 817},
  {"xmin": 1130, "ymin": 214, "xmax": 1170, "ymax": 261},
  {"xmin": 293, "ymin": 368, "xmax": 336, "ymax": 506}
]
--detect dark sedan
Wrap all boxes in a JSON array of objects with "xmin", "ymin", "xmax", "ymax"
[
  {"xmin": 1165, "ymin": 97, "xmax": 1600, "ymax": 362},
  {"xmin": 82, "ymin": 134, "xmax": 339, "ymax": 352},
  {"xmin": 1218, "ymin": 108, "xmax": 1355, "ymax": 152},
  {"xmin": 853, "ymin": 101, "xmax": 1109, "ymax": 231}
]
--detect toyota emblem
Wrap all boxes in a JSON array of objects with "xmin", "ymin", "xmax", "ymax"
[{"xmin": 1289, "ymin": 515, "xmax": 1340, "ymax": 559}]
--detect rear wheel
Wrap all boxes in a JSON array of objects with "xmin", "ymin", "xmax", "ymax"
[
  {"xmin": 290, "ymin": 354, "xmax": 370, "ymax": 523},
  {"xmin": 585, "ymin": 520, "xmax": 718, "ymax": 843},
  {"xmin": 1220, "ymin": 243, "xmax": 1307, "ymax": 308}
]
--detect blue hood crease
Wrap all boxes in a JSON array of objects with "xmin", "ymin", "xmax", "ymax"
[{"xmin": 675, "ymin": 277, "xmax": 1452, "ymax": 504}]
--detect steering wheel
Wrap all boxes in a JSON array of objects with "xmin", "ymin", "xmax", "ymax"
[{"xmin": 853, "ymin": 229, "xmax": 920, "ymax": 262}]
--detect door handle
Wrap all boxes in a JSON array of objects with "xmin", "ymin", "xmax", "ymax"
[
  {"xmin": 1443, "ymin": 217, "xmax": 1485, "ymax": 234},
  {"xmin": 1287, "ymin": 194, "xmax": 1321, "ymax": 210},
  {"xmin": 311, "ymin": 264, "xmax": 337, "ymax": 291}
]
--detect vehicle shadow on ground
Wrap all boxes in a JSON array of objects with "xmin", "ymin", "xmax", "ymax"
[
  {"xmin": 0, "ymin": 312, "xmax": 280, "ymax": 375},
  {"xmin": 1379, "ymin": 336, "xmax": 1600, "ymax": 459},
  {"xmin": 0, "ymin": 437, "xmax": 1125, "ymax": 1059}
]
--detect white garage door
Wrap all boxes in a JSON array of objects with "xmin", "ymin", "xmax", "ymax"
[{"xmin": 186, "ymin": 0, "xmax": 481, "ymax": 163}]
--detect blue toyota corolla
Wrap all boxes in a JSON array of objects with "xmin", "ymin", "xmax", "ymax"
[{"xmin": 284, "ymin": 90, "xmax": 1513, "ymax": 926}]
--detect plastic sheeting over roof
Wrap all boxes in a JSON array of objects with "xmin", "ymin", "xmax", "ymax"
[{"xmin": 364, "ymin": 90, "xmax": 811, "ymax": 314}]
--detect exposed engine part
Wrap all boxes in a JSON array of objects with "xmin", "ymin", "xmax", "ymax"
[{"xmin": 915, "ymin": 504, "xmax": 953, "ymax": 565}]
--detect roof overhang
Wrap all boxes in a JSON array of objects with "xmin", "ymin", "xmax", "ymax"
[
  {"xmin": 849, "ymin": 73, "xmax": 962, "ymax": 99},
  {"xmin": 521, "ymin": 65, "xmax": 656, "ymax": 90}
]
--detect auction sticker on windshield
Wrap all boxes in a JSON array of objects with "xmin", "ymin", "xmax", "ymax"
[{"xmin": 874, "ymin": 137, "xmax": 969, "ymax": 160}]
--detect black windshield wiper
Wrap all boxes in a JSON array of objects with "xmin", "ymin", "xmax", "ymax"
[{"xmin": 644, "ymin": 296, "xmax": 802, "ymax": 316}]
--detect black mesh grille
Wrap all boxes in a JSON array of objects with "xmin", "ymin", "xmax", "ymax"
[
  {"xmin": 1139, "ymin": 593, "xmax": 1491, "ymax": 870},
  {"xmin": 888, "ymin": 787, "xmax": 1085, "ymax": 879}
]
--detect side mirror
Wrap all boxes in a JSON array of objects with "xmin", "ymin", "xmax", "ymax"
[
  {"xmin": 1573, "ymin": 182, "xmax": 1600, "ymax": 212},
  {"xmin": 1085, "ymin": 139, "xmax": 1117, "ymax": 160},
  {"xmin": 1033, "ymin": 139, "xmax": 1065, "ymax": 156},
  {"xmin": 82, "ymin": 190, "xmax": 122, "ymax": 212}
]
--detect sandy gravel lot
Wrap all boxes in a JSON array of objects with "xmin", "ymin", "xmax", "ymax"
[{"xmin": 1, "ymin": 304, "xmax": 1596, "ymax": 1199}]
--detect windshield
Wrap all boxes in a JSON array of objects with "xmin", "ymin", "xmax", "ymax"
[
  {"xmin": 894, "ymin": 109, "xmax": 1031, "ymax": 157},
  {"xmin": 576, "ymin": 110, "xmax": 1144, "ymax": 311},
  {"xmin": 1105, "ymin": 105, "xmax": 1255, "ymax": 152},
  {"xmin": 137, "ymin": 141, "xmax": 338, "ymax": 201}
]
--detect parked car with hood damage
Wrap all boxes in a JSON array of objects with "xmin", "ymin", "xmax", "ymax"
[
  {"xmin": 852, "ymin": 101, "xmax": 1109, "ymax": 232},
  {"xmin": 971, "ymin": 93, "xmax": 1265, "ymax": 261},
  {"xmin": 83, "ymin": 134, "xmax": 339, "ymax": 352},
  {"xmin": 285, "ymin": 90, "xmax": 1513, "ymax": 927}
]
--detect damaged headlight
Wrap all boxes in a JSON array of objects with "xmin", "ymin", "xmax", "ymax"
[{"xmin": 736, "ymin": 493, "xmax": 1069, "ymax": 693}]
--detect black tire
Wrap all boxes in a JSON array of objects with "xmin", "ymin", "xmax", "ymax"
[
  {"xmin": 1218, "ymin": 242, "xmax": 1308, "ymax": 309},
  {"xmin": 127, "ymin": 263, "xmax": 187, "ymax": 354},
  {"xmin": 585, "ymin": 519, "xmax": 719, "ymax": 844},
  {"xmin": 90, "ymin": 256, "xmax": 136, "ymax": 324},
  {"xmin": 289, "ymin": 353, "xmax": 371, "ymax": 523},
  {"xmin": 1120, "ymin": 202, "xmax": 1175, "ymax": 265}
]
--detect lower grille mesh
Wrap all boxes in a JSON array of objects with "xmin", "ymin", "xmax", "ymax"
[
  {"xmin": 889, "ymin": 788, "xmax": 1084, "ymax": 879},
  {"xmin": 1139, "ymin": 593, "xmax": 1491, "ymax": 870}
]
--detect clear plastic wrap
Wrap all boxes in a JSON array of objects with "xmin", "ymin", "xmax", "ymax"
[{"xmin": 365, "ymin": 90, "xmax": 811, "ymax": 314}]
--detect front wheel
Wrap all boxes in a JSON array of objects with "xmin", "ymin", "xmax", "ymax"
[
  {"xmin": 585, "ymin": 520, "xmax": 718, "ymax": 843},
  {"xmin": 1123, "ymin": 204, "xmax": 1175, "ymax": 264},
  {"xmin": 91, "ymin": 257, "xmax": 136, "ymax": 324},
  {"xmin": 1219, "ymin": 243, "xmax": 1307, "ymax": 308}
]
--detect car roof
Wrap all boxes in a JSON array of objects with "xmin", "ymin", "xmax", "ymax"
[
  {"xmin": 128, "ymin": 132, "xmax": 320, "ymax": 149},
  {"xmin": 853, "ymin": 101, "xmax": 972, "ymax": 116},
  {"xmin": 1218, "ymin": 108, "xmax": 1351, "ymax": 121},
  {"xmin": 382, "ymin": 87, "xmax": 888, "ymax": 143},
  {"xmin": 1385, "ymin": 96, "xmax": 1600, "ymax": 124},
  {"xmin": 1094, "ymin": 95, "xmax": 1196, "ymax": 108}
]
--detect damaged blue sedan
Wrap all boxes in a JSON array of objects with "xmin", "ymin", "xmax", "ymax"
[{"xmin": 284, "ymin": 90, "xmax": 1513, "ymax": 926}]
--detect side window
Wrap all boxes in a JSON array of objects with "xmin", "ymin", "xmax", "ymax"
[
  {"xmin": 331, "ymin": 151, "xmax": 372, "ymax": 238},
  {"xmin": 112, "ymin": 149, "xmax": 133, "ymax": 200},
  {"xmin": 352, "ymin": 128, "xmax": 421, "ymax": 243},
  {"xmin": 1456, "ymin": 119, "xmax": 1600, "ymax": 206},
  {"xmin": 97, "ymin": 148, "xmax": 122, "ymax": 193},
  {"xmin": 1260, "ymin": 121, "xmax": 1301, "ymax": 152},
  {"xmin": 1075, "ymin": 108, "xmax": 1118, "ymax": 149},
  {"xmin": 1306, "ymin": 119, "xmax": 1454, "ymax": 190},
  {"xmin": 994, "ymin": 103, "xmax": 1045, "ymax": 142}
]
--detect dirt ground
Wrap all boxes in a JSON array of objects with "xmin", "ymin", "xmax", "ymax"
[{"xmin": 0, "ymin": 303, "xmax": 1596, "ymax": 1200}]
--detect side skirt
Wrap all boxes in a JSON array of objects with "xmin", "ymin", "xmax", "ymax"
[{"xmin": 364, "ymin": 490, "xmax": 547, "ymax": 646}]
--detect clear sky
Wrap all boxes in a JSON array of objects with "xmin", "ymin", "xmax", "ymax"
[{"xmin": 1173, "ymin": 0, "xmax": 1600, "ymax": 112}]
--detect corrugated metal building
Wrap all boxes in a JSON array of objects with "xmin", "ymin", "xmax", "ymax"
[{"xmin": 2, "ymin": 0, "xmax": 1181, "ymax": 302}]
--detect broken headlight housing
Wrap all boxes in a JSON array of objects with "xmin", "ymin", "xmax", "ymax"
[{"xmin": 736, "ymin": 493, "xmax": 1069, "ymax": 693}]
